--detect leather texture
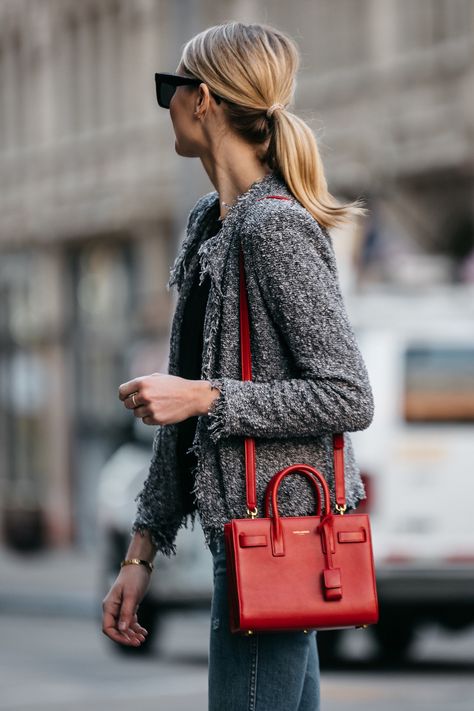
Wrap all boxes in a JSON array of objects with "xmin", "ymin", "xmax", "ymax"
[{"xmin": 224, "ymin": 195, "xmax": 379, "ymax": 634}]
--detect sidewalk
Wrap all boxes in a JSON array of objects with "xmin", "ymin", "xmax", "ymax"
[{"xmin": 0, "ymin": 545, "xmax": 102, "ymax": 618}]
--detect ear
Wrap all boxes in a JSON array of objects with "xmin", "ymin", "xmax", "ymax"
[{"xmin": 195, "ymin": 82, "xmax": 211, "ymax": 118}]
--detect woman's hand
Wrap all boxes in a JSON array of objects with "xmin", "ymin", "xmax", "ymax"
[
  {"xmin": 118, "ymin": 372, "xmax": 220, "ymax": 425},
  {"xmin": 102, "ymin": 566, "xmax": 152, "ymax": 647}
]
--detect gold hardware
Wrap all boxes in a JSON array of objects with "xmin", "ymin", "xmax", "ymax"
[
  {"xmin": 303, "ymin": 629, "xmax": 308, "ymax": 634},
  {"xmin": 245, "ymin": 630, "xmax": 254, "ymax": 635},
  {"xmin": 293, "ymin": 530, "xmax": 310, "ymax": 535},
  {"xmin": 335, "ymin": 503, "xmax": 347, "ymax": 515},
  {"xmin": 355, "ymin": 624, "xmax": 368, "ymax": 630},
  {"xmin": 246, "ymin": 506, "xmax": 258, "ymax": 519}
]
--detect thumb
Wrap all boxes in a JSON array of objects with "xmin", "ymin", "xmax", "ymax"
[{"xmin": 118, "ymin": 595, "xmax": 137, "ymax": 632}]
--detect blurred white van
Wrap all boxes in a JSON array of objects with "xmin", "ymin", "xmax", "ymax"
[{"xmin": 349, "ymin": 283, "xmax": 474, "ymax": 659}]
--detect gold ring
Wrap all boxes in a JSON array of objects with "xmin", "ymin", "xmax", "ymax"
[{"xmin": 131, "ymin": 393, "xmax": 137, "ymax": 407}]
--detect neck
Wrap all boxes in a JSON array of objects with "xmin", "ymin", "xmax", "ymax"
[{"xmin": 199, "ymin": 144, "xmax": 272, "ymax": 220}]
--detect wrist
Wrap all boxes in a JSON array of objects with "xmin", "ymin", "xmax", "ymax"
[
  {"xmin": 127, "ymin": 529, "xmax": 157, "ymax": 562},
  {"xmin": 120, "ymin": 558, "xmax": 154, "ymax": 574},
  {"xmin": 194, "ymin": 379, "xmax": 221, "ymax": 416}
]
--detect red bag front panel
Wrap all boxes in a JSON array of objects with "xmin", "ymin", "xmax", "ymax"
[{"xmin": 224, "ymin": 513, "xmax": 379, "ymax": 633}]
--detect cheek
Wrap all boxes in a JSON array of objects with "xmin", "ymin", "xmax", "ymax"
[
  {"xmin": 170, "ymin": 96, "xmax": 192, "ymax": 134},
  {"xmin": 169, "ymin": 93, "xmax": 177, "ymax": 119},
  {"xmin": 169, "ymin": 92, "xmax": 185, "ymax": 125}
]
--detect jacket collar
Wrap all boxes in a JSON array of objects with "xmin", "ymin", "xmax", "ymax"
[
  {"xmin": 166, "ymin": 191, "xmax": 219, "ymax": 293},
  {"xmin": 167, "ymin": 171, "xmax": 293, "ymax": 296}
]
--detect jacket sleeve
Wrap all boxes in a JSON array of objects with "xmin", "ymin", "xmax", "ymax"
[{"xmin": 206, "ymin": 206, "xmax": 375, "ymax": 443}]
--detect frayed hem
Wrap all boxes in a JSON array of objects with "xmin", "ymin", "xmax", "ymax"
[{"xmin": 206, "ymin": 378, "xmax": 228, "ymax": 443}]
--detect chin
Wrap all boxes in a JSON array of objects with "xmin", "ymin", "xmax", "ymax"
[{"xmin": 174, "ymin": 140, "xmax": 184, "ymax": 156}]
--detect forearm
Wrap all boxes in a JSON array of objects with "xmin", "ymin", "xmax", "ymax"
[
  {"xmin": 126, "ymin": 529, "xmax": 158, "ymax": 563},
  {"xmin": 206, "ymin": 374, "xmax": 374, "ymax": 443}
]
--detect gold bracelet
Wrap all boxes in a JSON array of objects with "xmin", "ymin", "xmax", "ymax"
[{"xmin": 120, "ymin": 558, "xmax": 154, "ymax": 574}]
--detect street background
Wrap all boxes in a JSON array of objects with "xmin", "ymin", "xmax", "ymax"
[{"xmin": 1, "ymin": 545, "xmax": 474, "ymax": 710}]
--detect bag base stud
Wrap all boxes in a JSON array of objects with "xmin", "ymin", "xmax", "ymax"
[{"xmin": 356, "ymin": 624, "xmax": 369, "ymax": 630}]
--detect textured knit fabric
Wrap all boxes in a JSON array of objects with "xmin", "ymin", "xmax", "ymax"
[
  {"xmin": 132, "ymin": 171, "xmax": 375, "ymax": 555},
  {"xmin": 175, "ymin": 212, "xmax": 220, "ymax": 515}
]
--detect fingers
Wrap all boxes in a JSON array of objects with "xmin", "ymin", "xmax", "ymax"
[
  {"xmin": 118, "ymin": 596, "xmax": 138, "ymax": 632},
  {"xmin": 131, "ymin": 620, "xmax": 149, "ymax": 639},
  {"xmin": 119, "ymin": 388, "xmax": 141, "ymax": 409},
  {"xmin": 124, "ymin": 392, "xmax": 141, "ymax": 410},
  {"xmin": 102, "ymin": 597, "xmax": 149, "ymax": 647},
  {"xmin": 118, "ymin": 373, "xmax": 162, "ymax": 403},
  {"xmin": 118, "ymin": 597, "xmax": 149, "ymax": 647},
  {"xmin": 118, "ymin": 375, "xmax": 159, "ymax": 422},
  {"xmin": 104, "ymin": 617, "xmax": 147, "ymax": 646},
  {"xmin": 118, "ymin": 383, "xmax": 150, "ymax": 415},
  {"xmin": 118, "ymin": 378, "xmax": 141, "ymax": 402},
  {"xmin": 123, "ymin": 395, "xmax": 154, "ymax": 421}
]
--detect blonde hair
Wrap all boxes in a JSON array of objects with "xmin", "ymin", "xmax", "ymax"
[{"xmin": 179, "ymin": 21, "xmax": 367, "ymax": 229}]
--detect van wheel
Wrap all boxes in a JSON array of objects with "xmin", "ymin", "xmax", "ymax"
[{"xmin": 373, "ymin": 619, "xmax": 415, "ymax": 661}]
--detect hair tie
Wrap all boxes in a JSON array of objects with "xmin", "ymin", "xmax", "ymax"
[{"xmin": 266, "ymin": 103, "xmax": 285, "ymax": 119}]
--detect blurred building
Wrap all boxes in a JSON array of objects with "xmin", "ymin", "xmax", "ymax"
[
  {"xmin": 0, "ymin": 0, "xmax": 204, "ymax": 549},
  {"xmin": 274, "ymin": 0, "xmax": 474, "ymax": 284},
  {"xmin": 0, "ymin": 0, "xmax": 473, "ymax": 549}
]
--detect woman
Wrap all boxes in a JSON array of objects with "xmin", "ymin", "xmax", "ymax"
[{"xmin": 102, "ymin": 21, "xmax": 374, "ymax": 711}]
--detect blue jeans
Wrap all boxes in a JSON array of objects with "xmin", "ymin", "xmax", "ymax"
[{"xmin": 208, "ymin": 531, "xmax": 321, "ymax": 711}]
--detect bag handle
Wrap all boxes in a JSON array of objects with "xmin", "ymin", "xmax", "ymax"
[
  {"xmin": 239, "ymin": 194, "xmax": 347, "ymax": 515},
  {"xmin": 263, "ymin": 463, "xmax": 332, "ymax": 557},
  {"xmin": 264, "ymin": 464, "xmax": 331, "ymax": 519}
]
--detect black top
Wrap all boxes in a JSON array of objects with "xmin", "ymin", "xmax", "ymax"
[{"xmin": 176, "ymin": 210, "xmax": 221, "ymax": 515}]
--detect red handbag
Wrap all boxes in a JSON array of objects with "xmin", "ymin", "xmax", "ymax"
[{"xmin": 223, "ymin": 195, "xmax": 379, "ymax": 635}]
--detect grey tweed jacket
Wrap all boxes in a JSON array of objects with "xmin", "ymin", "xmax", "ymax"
[{"xmin": 131, "ymin": 171, "xmax": 375, "ymax": 555}]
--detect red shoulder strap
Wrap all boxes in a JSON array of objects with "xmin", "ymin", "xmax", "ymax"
[{"xmin": 239, "ymin": 194, "xmax": 346, "ymax": 513}]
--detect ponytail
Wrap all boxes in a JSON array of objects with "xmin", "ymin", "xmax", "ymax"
[
  {"xmin": 267, "ymin": 109, "xmax": 367, "ymax": 227},
  {"xmin": 180, "ymin": 21, "xmax": 367, "ymax": 229}
]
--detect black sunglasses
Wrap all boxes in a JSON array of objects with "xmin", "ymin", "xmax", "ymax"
[{"xmin": 155, "ymin": 72, "xmax": 223, "ymax": 109}]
